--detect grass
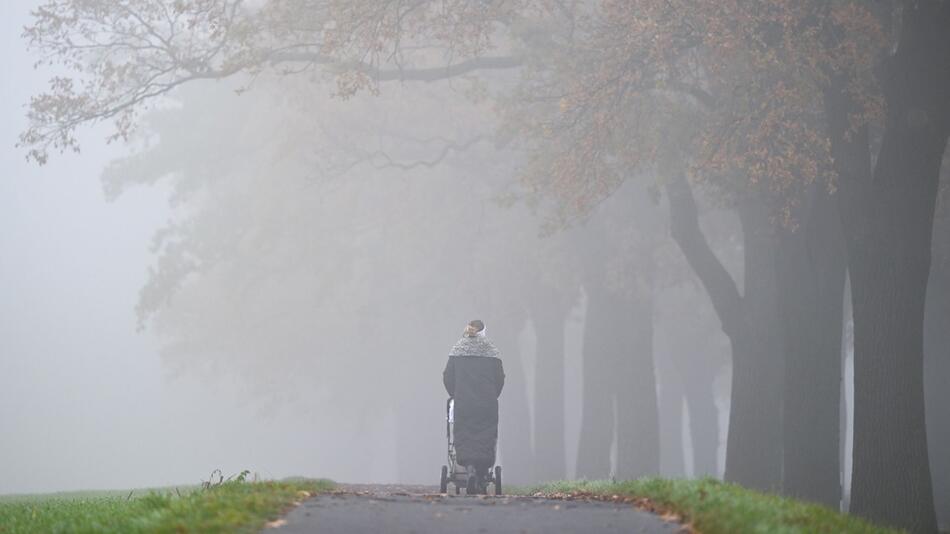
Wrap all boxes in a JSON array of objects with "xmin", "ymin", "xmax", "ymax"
[
  {"xmin": 530, "ymin": 478, "xmax": 903, "ymax": 534},
  {"xmin": 0, "ymin": 487, "xmax": 200, "ymax": 504},
  {"xmin": 0, "ymin": 476, "xmax": 334, "ymax": 534}
]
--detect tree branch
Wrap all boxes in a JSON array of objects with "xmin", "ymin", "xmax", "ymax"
[
  {"xmin": 665, "ymin": 171, "xmax": 743, "ymax": 339},
  {"xmin": 266, "ymin": 52, "xmax": 523, "ymax": 82},
  {"xmin": 334, "ymin": 135, "xmax": 488, "ymax": 175}
]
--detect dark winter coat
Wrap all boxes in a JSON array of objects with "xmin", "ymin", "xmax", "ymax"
[{"xmin": 443, "ymin": 336, "xmax": 505, "ymax": 466}]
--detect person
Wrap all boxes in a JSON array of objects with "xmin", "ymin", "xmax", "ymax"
[{"xmin": 443, "ymin": 319, "xmax": 505, "ymax": 494}]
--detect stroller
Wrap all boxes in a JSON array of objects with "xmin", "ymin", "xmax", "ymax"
[{"xmin": 440, "ymin": 397, "xmax": 502, "ymax": 495}]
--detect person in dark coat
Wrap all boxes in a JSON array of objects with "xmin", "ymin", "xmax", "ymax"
[{"xmin": 443, "ymin": 319, "xmax": 505, "ymax": 493}]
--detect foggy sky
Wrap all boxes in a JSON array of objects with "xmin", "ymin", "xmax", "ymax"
[{"xmin": 0, "ymin": 1, "xmax": 375, "ymax": 494}]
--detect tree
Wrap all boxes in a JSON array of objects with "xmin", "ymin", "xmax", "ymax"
[
  {"xmin": 776, "ymin": 182, "xmax": 847, "ymax": 507},
  {"xmin": 19, "ymin": 0, "xmax": 527, "ymax": 165},
  {"xmin": 505, "ymin": 0, "xmax": 835, "ymax": 494},
  {"xmin": 825, "ymin": 3, "xmax": 950, "ymax": 530},
  {"xmin": 575, "ymin": 183, "xmax": 661, "ymax": 480},
  {"xmin": 664, "ymin": 165, "xmax": 785, "ymax": 491},
  {"xmin": 653, "ymin": 211, "xmax": 735, "ymax": 479}
]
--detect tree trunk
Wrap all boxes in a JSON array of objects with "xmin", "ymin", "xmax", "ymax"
[
  {"xmin": 925, "ymin": 197, "xmax": 950, "ymax": 528},
  {"xmin": 657, "ymin": 351, "xmax": 688, "ymax": 478},
  {"xmin": 847, "ymin": 237, "xmax": 936, "ymax": 532},
  {"xmin": 778, "ymin": 185, "xmax": 847, "ymax": 507},
  {"xmin": 530, "ymin": 287, "xmax": 569, "ymax": 482},
  {"xmin": 841, "ymin": 279, "xmax": 853, "ymax": 512},
  {"xmin": 681, "ymin": 357, "xmax": 721, "ymax": 478},
  {"xmin": 615, "ymin": 258, "xmax": 660, "ymax": 480},
  {"xmin": 723, "ymin": 200, "xmax": 784, "ymax": 492},
  {"xmin": 576, "ymin": 202, "xmax": 661, "ymax": 480},
  {"xmin": 830, "ymin": 3, "xmax": 949, "ymax": 530},
  {"xmin": 576, "ymin": 284, "xmax": 618, "ymax": 479},
  {"xmin": 666, "ymin": 172, "xmax": 783, "ymax": 492},
  {"xmin": 664, "ymin": 292, "xmax": 723, "ymax": 478}
]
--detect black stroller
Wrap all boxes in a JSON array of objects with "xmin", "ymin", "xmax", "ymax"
[{"xmin": 440, "ymin": 397, "xmax": 502, "ymax": 495}]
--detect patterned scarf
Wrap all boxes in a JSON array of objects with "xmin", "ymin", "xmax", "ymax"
[{"xmin": 448, "ymin": 336, "xmax": 500, "ymax": 357}]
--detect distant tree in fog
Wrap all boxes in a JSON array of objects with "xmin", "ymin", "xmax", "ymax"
[{"xmin": 574, "ymin": 185, "xmax": 661, "ymax": 480}]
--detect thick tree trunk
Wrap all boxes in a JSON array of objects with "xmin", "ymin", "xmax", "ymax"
[
  {"xmin": 657, "ymin": 352, "xmax": 687, "ymax": 478},
  {"xmin": 576, "ymin": 199, "xmax": 660, "ymax": 480},
  {"xmin": 663, "ymin": 296, "xmax": 723, "ymax": 478},
  {"xmin": 847, "ymin": 239, "xmax": 936, "ymax": 532},
  {"xmin": 576, "ymin": 284, "xmax": 618, "ymax": 479},
  {"xmin": 724, "ymin": 201, "xmax": 784, "ymax": 491},
  {"xmin": 494, "ymin": 315, "xmax": 534, "ymax": 485},
  {"xmin": 615, "ymin": 261, "xmax": 660, "ymax": 480},
  {"xmin": 574, "ymin": 185, "xmax": 661, "ymax": 481},
  {"xmin": 666, "ymin": 173, "xmax": 783, "ymax": 492},
  {"xmin": 778, "ymin": 185, "xmax": 847, "ymax": 507},
  {"xmin": 829, "ymin": 3, "xmax": 949, "ymax": 530},
  {"xmin": 924, "ymin": 197, "xmax": 950, "ymax": 528},
  {"xmin": 530, "ymin": 288, "xmax": 569, "ymax": 482},
  {"xmin": 681, "ymin": 359, "xmax": 720, "ymax": 478}
]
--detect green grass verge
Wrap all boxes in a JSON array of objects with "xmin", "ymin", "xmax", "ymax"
[
  {"xmin": 531, "ymin": 478, "xmax": 902, "ymax": 534},
  {"xmin": 0, "ymin": 477, "xmax": 334, "ymax": 534},
  {"xmin": 0, "ymin": 486, "xmax": 201, "ymax": 504}
]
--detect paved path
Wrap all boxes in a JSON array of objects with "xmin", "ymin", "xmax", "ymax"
[{"xmin": 268, "ymin": 484, "xmax": 682, "ymax": 534}]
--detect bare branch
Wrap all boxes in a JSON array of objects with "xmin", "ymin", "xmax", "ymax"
[{"xmin": 265, "ymin": 52, "xmax": 523, "ymax": 82}]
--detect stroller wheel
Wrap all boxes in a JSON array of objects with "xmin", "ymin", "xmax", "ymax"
[
  {"xmin": 440, "ymin": 465, "xmax": 448, "ymax": 494},
  {"xmin": 494, "ymin": 466, "xmax": 502, "ymax": 496}
]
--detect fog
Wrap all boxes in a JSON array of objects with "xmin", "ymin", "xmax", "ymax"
[
  {"xmin": 0, "ymin": 1, "xmax": 730, "ymax": 492},
  {"xmin": 2, "ymin": 2, "xmax": 948, "ymax": 532},
  {"xmin": 0, "ymin": 2, "xmax": 383, "ymax": 493}
]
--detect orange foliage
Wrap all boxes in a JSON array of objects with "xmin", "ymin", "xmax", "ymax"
[
  {"xmin": 502, "ymin": 0, "xmax": 887, "ymax": 224},
  {"xmin": 21, "ymin": 0, "xmax": 889, "ymax": 226}
]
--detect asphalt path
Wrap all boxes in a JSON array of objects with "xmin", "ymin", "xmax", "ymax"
[{"xmin": 267, "ymin": 484, "xmax": 682, "ymax": 534}]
